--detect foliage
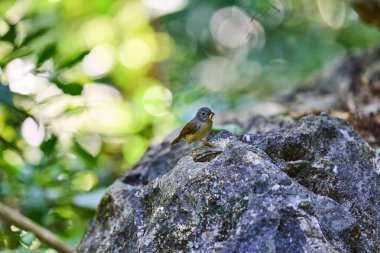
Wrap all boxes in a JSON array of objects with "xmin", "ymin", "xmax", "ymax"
[{"xmin": 0, "ymin": 0, "xmax": 379, "ymax": 251}]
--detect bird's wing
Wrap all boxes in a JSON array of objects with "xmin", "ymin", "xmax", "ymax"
[{"xmin": 179, "ymin": 119, "xmax": 200, "ymax": 137}]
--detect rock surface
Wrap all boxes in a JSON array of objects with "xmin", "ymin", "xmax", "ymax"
[{"xmin": 78, "ymin": 115, "xmax": 380, "ymax": 253}]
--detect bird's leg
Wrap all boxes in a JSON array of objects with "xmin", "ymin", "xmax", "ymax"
[
  {"xmin": 187, "ymin": 142, "xmax": 193, "ymax": 151},
  {"xmin": 187, "ymin": 141, "xmax": 196, "ymax": 155},
  {"xmin": 201, "ymin": 139, "xmax": 213, "ymax": 147}
]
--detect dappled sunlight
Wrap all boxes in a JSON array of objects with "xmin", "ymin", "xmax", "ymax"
[
  {"xmin": 0, "ymin": 0, "xmax": 379, "ymax": 251},
  {"xmin": 43, "ymin": 96, "xmax": 136, "ymax": 137},
  {"xmin": 84, "ymin": 105, "xmax": 134, "ymax": 134}
]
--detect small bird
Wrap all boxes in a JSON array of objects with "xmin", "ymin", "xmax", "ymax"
[{"xmin": 171, "ymin": 107, "xmax": 215, "ymax": 148}]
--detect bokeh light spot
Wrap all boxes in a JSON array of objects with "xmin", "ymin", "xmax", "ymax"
[
  {"xmin": 116, "ymin": 1, "xmax": 148, "ymax": 31},
  {"xmin": 194, "ymin": 57, "xmax": 232, "ymax": 91},
  {"xmin": 317, "ymin": 0, "xmax": 347, "ymax": 28},
  {"xmin": 55, "ymin": 206, "xmax": 75, "ymax": 219},
  {"xmin": 82, "ymin": 83, "xmax": 121, "ymax": 106},
  {"xmin": 155, "ymin": 33, "xmax": 174, "ymax": 61},
  {"xmin": 0, "ymin": 41, "xmax": 13, "ymax": 58},
  {"xmin": 261, "ymin": 0, "xmax": 286, "ymax": 27},
  {"xmin": 5, "ymin": 59, "xmax": 48, "ymax": 95},
  {"xmin": 5, "ymin": 0, "xmax": 32, "ymax": 24},
  {"xmin": 21, "ymin": 117, "xmax": 45, "ymax": 147},
  {"xmin": 0, "ymin": 18, "xmax": 10, "ymax": 36},
  {"xmin": 142, "ymin": 0, "xmax": 189, "ymax": 17},
  {"xmin": 118, "ymin": 38, "xmax": 154, "ymax": 69},
  {"xmin": 3, "ymin": 150, "xmax": 24, "ymax": 167},
  {"xmin": 24, "ymin": 147, "xmax": 43, "ymax": 164},
  {"xmin": 72, "ymin": 171, "xmax": 98, "ymax": 192},
  {"xmin": 82, "ymin": 44, "xmax": 115, "ymax": 78},
  {"xmin": 143, "ymin": 86, "xmax": 172, "ymax": 116},
  {"xmin": 76, "ymin": 134, "xmax": 102, "ymax": 157},
  {"xmin": 81, "ymin": 17, "xmax": 115, "ymax": 47},
  {"xmin": 210, "ymin": 7, "xmax": 266, "ymax": 49}
]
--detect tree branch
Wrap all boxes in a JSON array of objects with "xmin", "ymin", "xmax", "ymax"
[{"xmin": 0, "ymin": 203, "xmax": 74, "ymax": 253}]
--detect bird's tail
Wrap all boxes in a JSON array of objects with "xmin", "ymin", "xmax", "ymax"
[{"xmin": 171, "ymin": 135, "xmax": 182, "ymax": 145}]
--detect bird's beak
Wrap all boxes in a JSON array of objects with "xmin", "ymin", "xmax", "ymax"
[{"xmin": 209, "ymin": 112, "xmax": 215, "ymax": 119}]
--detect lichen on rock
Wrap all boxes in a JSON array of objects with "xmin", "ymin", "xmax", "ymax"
[{"xmin": 78, "ymin": 114, "xmax": 380, "ymax": 253}]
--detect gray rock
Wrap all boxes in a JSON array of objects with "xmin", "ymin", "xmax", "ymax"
[
  {"xmin": 78, "ymin": 115, "xmax": 380, "ymax": 253},
  {"xmin": 243, "ymin": 114, "xmax": 380, "ymax": 252}
]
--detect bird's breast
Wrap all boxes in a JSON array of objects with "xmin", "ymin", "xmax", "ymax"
[{"xmin": 192, "ymin": 120, "xmax": 213, "ymax": 141}]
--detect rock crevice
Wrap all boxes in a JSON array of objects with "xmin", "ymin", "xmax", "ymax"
[{"xmin": 78, "ymin": 114, "xmax": 380, "ymax": 253}]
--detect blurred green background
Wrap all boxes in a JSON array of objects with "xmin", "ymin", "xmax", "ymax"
[{"xmin": 0, "ymin": 0, "xmax": 379, "ymax": 251}]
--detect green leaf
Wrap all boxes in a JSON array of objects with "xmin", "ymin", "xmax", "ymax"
[
  {"xmin": 56, "ymin": 82, "xmax": 83, "ymax": 95},
  {"xmin": 49, "ymin": 76, "xmax": 83, "ymax": 95},
  {"xmin": 1, "ymin": 47, "xmax": 34, "ymax": 66},
  {"xmin": 73, "ymin": 140, "xmax": 97, "ymax": 162},
  {"xmin": 18, "ymin": 27, "xmax": 50, "ymax": 48},
  {"xmin": 40, "ymin": 136, "xmax": 58, "ymax": 154},
  {"xmin": 36, "ymin": 43, "xmax": 56, "ymax": 68},
  {"xmin": 57, "ymin": 50, "xmax": 90, "ymax": 69},
  {"xmin": 0, "ymin": 225, "xmax": 20, "ymax": 249},
  {"xmin": 1, "ymin": 23, "xmax": 17, "ymax": 44},
  {"xmin": 22, "ymin": 186, "xmax": 49, "ymax": 215}
]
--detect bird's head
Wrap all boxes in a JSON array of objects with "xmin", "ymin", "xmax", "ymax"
[{"xmin": 196, "ymin": 107, "xmax": 214, "ymax": 122}]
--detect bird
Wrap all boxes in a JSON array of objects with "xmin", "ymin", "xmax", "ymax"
[{"xmin": 171, "ymin": 107, "xmax": 215, "ymax": 148}]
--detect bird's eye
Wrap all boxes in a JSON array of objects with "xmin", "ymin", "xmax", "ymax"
[{"xmin": 202, "ymin": 112, "xmax": 206, "ymax": 116}]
